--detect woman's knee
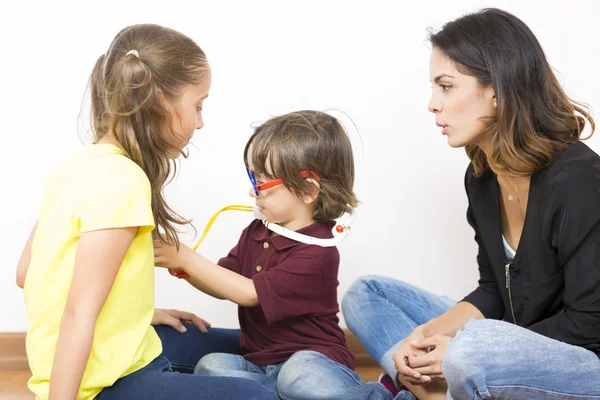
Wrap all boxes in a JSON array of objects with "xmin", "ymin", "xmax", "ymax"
[
  {"xmin": 341, "ymin": 275, "xmax": 388, "ymax": 326},
  {"xmin": 343, "ymin": 275, "xmax": 383, "ymax": 302}
]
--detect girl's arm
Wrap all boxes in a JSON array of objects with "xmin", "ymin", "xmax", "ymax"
[
  {"xmin": 16, "ymin": 221, "xmax": 38, "ymax": 288},
  {"xmin": 154, "ymin": 241, "xmax": 258, "ymax": 307},
  {"xmin": 49, "ymin": 227, "xmax": 137, "ymax": 400}
]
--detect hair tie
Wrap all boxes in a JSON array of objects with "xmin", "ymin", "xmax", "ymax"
[{"xmin": 126, "ymin": 49, "xmax": 139, "ymax": 58}]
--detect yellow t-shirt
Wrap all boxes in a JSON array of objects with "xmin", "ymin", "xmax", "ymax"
[{"xmin": 24, "ymin": 143, "xmax": 162, "ymax": 400}]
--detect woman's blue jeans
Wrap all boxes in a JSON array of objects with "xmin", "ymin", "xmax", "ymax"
[{"xmin": 342, "ymin": 275, "xmax": 600, "ymax": 399}]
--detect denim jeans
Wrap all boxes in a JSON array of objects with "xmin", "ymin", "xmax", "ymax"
[
  {"xmin": 194, "ymin": 352, "xmax": 285, "ymax": 398},
  {"xmin": 95, "ymin": 324, "xmax": 277, "ymax": 400},
  {"xmin": 196, "ymin": 350, "xmax": 404, "ymax": 400},
  {"xmin": 342, "ymin": 275, "xmax": 600, "ymax": 400}
]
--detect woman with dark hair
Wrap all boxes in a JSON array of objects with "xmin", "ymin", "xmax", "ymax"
[{"xmin": 343, "ymin": 8, "xmax": 600, "ymax": 400}]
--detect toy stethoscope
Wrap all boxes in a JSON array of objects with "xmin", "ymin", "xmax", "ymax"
[{"xmin": 192, "ymin": 205, "xmax": 356, "ymax": 250}]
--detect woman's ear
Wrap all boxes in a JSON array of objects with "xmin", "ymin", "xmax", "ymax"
[
  {"xmin": 484, "ymin": 83, "xmax": 496, "ymax": 109},
  {"xmin": 302, "ymin": 179, "xmax": 321, "ymax": 204}
]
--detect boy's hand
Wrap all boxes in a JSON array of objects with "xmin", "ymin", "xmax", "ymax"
[{"xmin": 154, "ymin": 240, "xmax": 194, "ymax": 270}]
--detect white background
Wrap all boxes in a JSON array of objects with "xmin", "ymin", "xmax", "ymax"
[{"xmin": 2, "ymin": 0, "xmax": 599, "ymax": 332}]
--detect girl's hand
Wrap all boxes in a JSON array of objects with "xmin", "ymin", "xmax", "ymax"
[
  {"xmin": 152, "ymin": 308, "xmax": 211, "ymax": 333},
  {"xmin": 153, "ymin": 240, "xmax": 194, "ymax": 270},
  {"xmin": 406, "ymin": 335, "xmax": 452, "ymax": 381}
]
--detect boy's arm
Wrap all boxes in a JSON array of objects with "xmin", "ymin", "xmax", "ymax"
[
  {"xmin": 154, "ymin": 241, "xmax": 258, "ymax": 307},
  {"xmin": 16, "ymin": 221, "xmax": 38, "ymax": 288},
  {"xmin": 184, "ymin": 251, "xmax": 258, "ymax": 307},
  {"xmin": 183, "ymin": 276, "xmax": 226, "ymax": 300},
  {"xmin": 50, "ymin": 227, "xmax": 137, "ymax": 400}
]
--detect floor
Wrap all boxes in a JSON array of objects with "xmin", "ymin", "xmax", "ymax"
[
  {"xmin": 1, "ymin": 369, "xmax": 33, "ymax": 400},
  {"xmin": 0, "ymin": 366, "xmax": 383, "ymax": 399}
]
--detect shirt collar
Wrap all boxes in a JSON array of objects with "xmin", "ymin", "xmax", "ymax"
[{"xmin": 87, "ymin": 143, "xmax": 125, "ymax": 157}]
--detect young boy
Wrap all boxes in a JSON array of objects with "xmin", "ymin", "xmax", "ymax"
[{"xmin": 155, "ymin": 111, "xmax": 401, "ymax": 399}]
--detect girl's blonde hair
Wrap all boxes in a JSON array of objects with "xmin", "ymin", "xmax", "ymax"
[{"xmin": 89, "ymin": 24, "xmax": 208, "ymax": 246}]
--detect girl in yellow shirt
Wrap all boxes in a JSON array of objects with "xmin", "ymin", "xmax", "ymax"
[{"xmin": 16, "ymin": 24, "xmax": 275, "ymax": 400}]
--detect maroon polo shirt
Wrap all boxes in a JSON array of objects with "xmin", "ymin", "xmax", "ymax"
[{"xmin": 218, "ymin": 219, "xmax": 355, "ymax": 370}]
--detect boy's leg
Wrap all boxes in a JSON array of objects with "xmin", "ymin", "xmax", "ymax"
[
  {"xmin": 277, "ymin": 350, "xmax": 415, "ymax": 400},
  {"xmin": 195, "ymin": 352, "xmax": 278, "ymax": 397}
]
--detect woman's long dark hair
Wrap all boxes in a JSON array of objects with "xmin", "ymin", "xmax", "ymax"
[{"xmin": 430, "ymin": 8, "xmax": 594, "ymax": 177}]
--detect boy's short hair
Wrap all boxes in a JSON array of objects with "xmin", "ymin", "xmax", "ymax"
[{"xmin": 244, "ymin": 110, "xmax": 357, "ymax": 221}]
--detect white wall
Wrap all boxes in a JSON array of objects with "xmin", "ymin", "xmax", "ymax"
[{"xmin": 2, "ymin": 0, "xmax": 599, "ymax": 332}]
